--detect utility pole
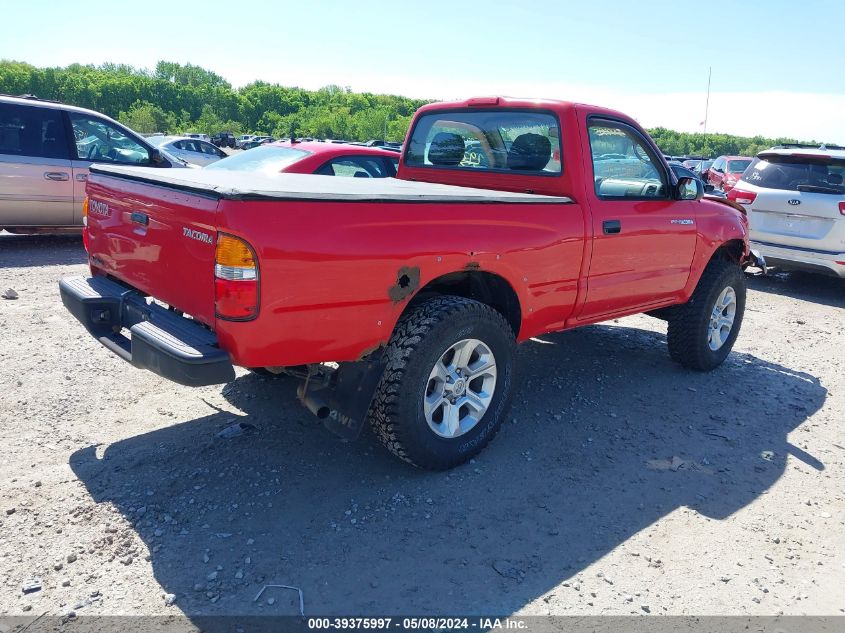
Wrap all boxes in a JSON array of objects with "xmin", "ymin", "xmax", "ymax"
[{"xmin": 703, "ymin": 66, "xmax": 711, "ymax": 136}]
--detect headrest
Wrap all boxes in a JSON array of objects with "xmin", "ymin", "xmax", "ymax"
[
  {"xmin": 428, "ymin": 132, "xmax": 465, "ymax": 166},
  {"xmin": 507, "ymin": 133, "xmax": 551, "ymax": 170}
]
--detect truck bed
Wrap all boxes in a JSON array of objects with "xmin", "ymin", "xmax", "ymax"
[{"xmin": 90, "ymin": 164, "xmax": 573, "ymax": 205}]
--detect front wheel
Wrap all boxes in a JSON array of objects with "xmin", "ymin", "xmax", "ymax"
[
  {"xmin": 369, "ymin": 296, "xmax": 517, "ymax": 470},
  {"xmin": 667, "ymin": 258, "xmax": 746, "ymax": 371}
]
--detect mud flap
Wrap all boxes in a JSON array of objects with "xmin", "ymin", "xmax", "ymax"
[
  {"xmin": 299, "ymin": 355, "xmax": 387, "ymax": 441},
  {"xmin": 746, "ymin": 249, "xmax": 769, "ymax": 275}
]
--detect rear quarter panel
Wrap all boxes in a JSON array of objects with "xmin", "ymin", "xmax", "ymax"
[{"xmin": 215, "ymin": 198, "xmax": 585, "ymax": 367}]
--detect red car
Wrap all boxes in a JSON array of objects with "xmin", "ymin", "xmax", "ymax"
[
  {"xmin": 208, "ymin": 141, "xmax": 399, "ymax": 177},
  {"xmin": 706, "ymin": 155, "xmax": 753, "ymax": 192},
  {"xmin": 61, "ymin": 96, "xmax": 754, "ymax": 469}
]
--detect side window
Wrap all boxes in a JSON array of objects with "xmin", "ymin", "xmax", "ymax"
[
  {"xmin": 316, "ymin": 156, "xmax": 390, "ymax": 178},
  {"xmin": 171, "ymin": 140, "xmax": 185, "ymax": 150},
  {"xmin": 200, "ymin": 142, "xmax": 222, "ymax": 156},
  {"xmin": 70, "ymin": 114, "xmax": 149, "ymax": 164},
  {"xmin": 405, "ymin": 110, "xmax": 561, "ymax": 174},
  {"xmin": 0, "ymin": 103, "xmax": 69, "ymax": 160},
  {"xmin": 712, "ymin": 158, "xmax": 725, "ymax": 172},
  {"xmin": 588, "ymin": 121, "xmax": 667, "ymax": 199}
]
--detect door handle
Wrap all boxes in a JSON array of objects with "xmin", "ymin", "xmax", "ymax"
[
  {"xmin": 44, "ymin": 171, "xmax": 70, "ymax": 181},
  {"xmin": 603, "ymin": 219, "xmax": 622, "ymax": 235},
  {"xmin": 75, "ymin": 173, "xmax": 88, "ymax": 182},
  {"xmin": 131, "ymin": 211, "xmax": 149, "ymax": 226}
]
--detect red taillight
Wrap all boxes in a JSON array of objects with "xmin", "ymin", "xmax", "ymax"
[
  {"xmin": 727, "ymin": 188, "xmax": 757, "ymax": 205},
  {"xmin": 215, "ymin": 233, "xmax": 259, "ymax": 320},
  {"xmin": 214, "ymin": 278, "xmax": 258, "ymax": 320},
  {"xmin": 839, "ymin": 201, "xmax": 845, "ymax": 215}
]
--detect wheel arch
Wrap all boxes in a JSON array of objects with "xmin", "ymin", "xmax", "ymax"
[
  {"xmin": 401, "ymin": 270, "xmax": 522, "ymax": 337},
  {"xmin": 712, "ymin": 238, "xmax": 746, "ymax": 265}
]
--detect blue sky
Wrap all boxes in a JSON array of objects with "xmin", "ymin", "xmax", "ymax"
[{"xmin": 2, "ymin": 0, "xmax": 843, "ymax": 140}]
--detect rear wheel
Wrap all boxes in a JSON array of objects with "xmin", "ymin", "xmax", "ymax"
[
  {"xmin": 369, "ymin": 296, "xmax": 516, "ymax": 470},
  {"xmin": 667, "ymin": 257, "xmax": 746, "ymax": 370}
]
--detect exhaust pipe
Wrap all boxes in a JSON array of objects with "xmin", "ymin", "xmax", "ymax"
[{"xmin": 297, "ymin": 384, "xmax": 330, "ymax": 419}]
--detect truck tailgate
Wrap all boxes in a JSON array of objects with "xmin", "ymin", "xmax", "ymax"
[{"xmin": 85, "ymin": 170, "xmax": 219, "ymax": 327}]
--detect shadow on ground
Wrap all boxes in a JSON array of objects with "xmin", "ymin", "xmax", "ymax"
[
  {"xmin": 70, "ymin": 324, "xmax": 826, "ymax": 616},
  {"xmin": 0, "ymin": 233, "xmax": 85, "ymax": 268},
  {"xmin": 746, "ymin": 270, "xmax": 845, "ymax": 309}
]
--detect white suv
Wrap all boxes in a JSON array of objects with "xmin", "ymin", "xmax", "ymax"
[{"xmin": 728, "ymin": 145, "xmax": 845, "ymax": 277}]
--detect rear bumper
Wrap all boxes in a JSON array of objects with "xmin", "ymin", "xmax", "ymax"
[
  {"xmin": 59, "ymin": 276, "xmax": 235, "ymax": 386},
  {"xmin": 750, "ymin": 240, "xmax": 845, "ymax": 278}
]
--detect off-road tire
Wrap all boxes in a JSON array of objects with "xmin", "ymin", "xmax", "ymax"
[
  {"xmin": 667, "ymin": 257, "xmax": 746, "ymax": 371},
  {"xmin": 369, "ymin": 296, "xmax": 517, "ymax": 470}
]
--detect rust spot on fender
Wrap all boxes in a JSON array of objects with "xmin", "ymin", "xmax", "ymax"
[{"xmin": 388, "ymin": 266, "xmax": 420, "ymax": 302}]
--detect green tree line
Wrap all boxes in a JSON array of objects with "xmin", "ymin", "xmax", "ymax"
[
  {"xmin": 0, "ymin": 59, "xmax": 825, "ymax": 154},
  {"xmin": 0, "ymin": 60, "xmax": 424, "ymax": 142}
]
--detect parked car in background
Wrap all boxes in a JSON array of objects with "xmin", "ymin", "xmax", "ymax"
[
  {"xmin": 147, "ymin": 135, "xmax": 228, "ymax": 167},
  {"xmin": 0, "ymin": 94, "xmax": 187, "ymax": 232},
  {"xmin": 727, "ymin": 144, "xmax": 845, "ymax": 277},
  {"xmin": 235, "ymin": 134, "xmax": 257, "ymax": 148},
  {"xmin": 240, "ymin": 137, "xmax": 276, "ymax": 150},
  {"xmin": 694, "ymin": 159, "xmax": 714, "ymax": 180},
  {"xmin": 670, "ymin": 163, "xmax": 705, "ymax": 188},
  {"xmin": 211, "ymin": 131, "xmax": 235, "ymax": 148},
  {"xmin": 206, "ymin": 140, "xmax": 399, "ymax": 176},
  {"xmin": 706, "ymin": 155, "xmax": 753, "ymax": 192}
]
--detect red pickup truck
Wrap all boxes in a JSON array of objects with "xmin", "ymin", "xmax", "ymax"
[{"xmin": 60, "ymin": 97, "xmax": 755, "ymax": 469}]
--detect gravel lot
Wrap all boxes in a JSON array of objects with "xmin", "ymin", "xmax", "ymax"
[{"xmin": 0, "ymin": 232, "xmax": 843, "ymax": 619}]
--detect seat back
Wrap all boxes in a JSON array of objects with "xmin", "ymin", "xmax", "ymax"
[
  {"xmin": 507, "ymin": 133, "xmax": 551, "ymax": 170},
  {"xmin": 427, "ymin": 132, "xmax": 465, "ymax": 166}
]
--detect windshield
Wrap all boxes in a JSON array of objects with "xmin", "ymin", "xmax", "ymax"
[
  {"xmin": 206, "ymin": 144, "xmax": 310, "ymax": 173},
  {"xmin": 727, "ymin": 159, "xmax": 752, "ymax": 173},
  {"xmin": 743, "ymin": 156, "xmax": 845, "ymax": 194}
]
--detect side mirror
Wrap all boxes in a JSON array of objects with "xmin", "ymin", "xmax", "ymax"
[
  {"xmin": 677, "ymin": 176, "xmax": 702, "ymax": 200},
  {"xmin": 150, "ymin": 148, "xmax": 165, "ymax": 165}
]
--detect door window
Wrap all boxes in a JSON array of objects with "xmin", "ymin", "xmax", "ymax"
[
  {"xmin": 199, "ymin": 141, "xmax": 222, "ymax": 156},
  {"xmin": 69, "ymin": 114, "xmax": 149, "ymax": 164},
  {"xmin": 315, "ymin": 156, "xmax": 391, "ymax": 177},
  {"xmin": 588, "ymin": 121, "xmax": 667, "ymax": 198},
  {"xmin": 0, "ymin": 103, "xmax": 69, "ymax": 160}
]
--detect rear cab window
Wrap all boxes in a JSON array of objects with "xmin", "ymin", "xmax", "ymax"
[
  {"xmin": 405, "ymin": 110, "xmax": 561, "ymax": 175},
  {"xmin": 744, "ymin": 154, "xmax": 845, "ymax": 195}
]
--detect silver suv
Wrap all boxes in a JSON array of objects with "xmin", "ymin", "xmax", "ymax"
[
  {"xmin": 728, "ymin": 144, "xmax": 845, "ymax": 277},
  {"xmin": 0, "ymin": 94, "xmax": 187, "ymax": 233}
]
